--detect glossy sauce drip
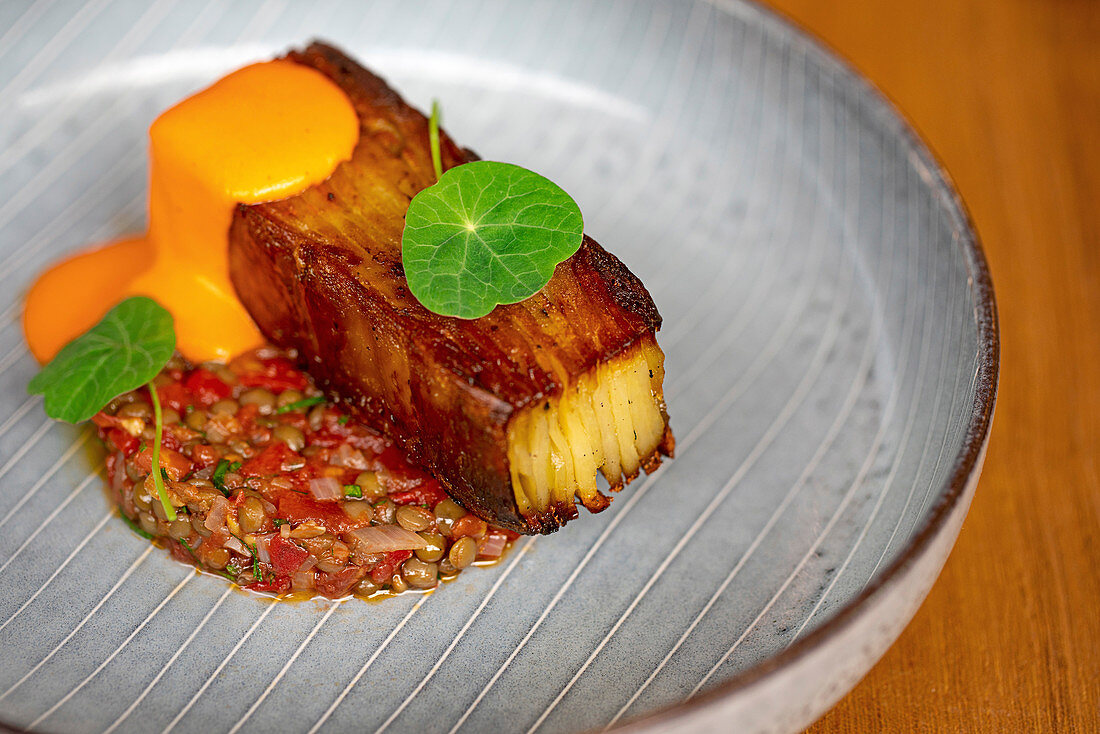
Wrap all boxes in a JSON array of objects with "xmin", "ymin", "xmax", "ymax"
[{"xmin": 23, "ymin": 59, "xmax": 359, "ymax": 363}]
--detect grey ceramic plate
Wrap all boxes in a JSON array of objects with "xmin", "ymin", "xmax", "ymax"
[{"xmin": 0, "ymin": 1, "xmax": 997, "ymax": 733}]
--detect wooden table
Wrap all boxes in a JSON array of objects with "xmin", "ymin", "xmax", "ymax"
[{"xmin": 757, "ymin": 0, "xmax": 1100, "ymax": 730}]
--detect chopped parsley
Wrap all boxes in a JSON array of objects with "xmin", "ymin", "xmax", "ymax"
[
  {"xmin": 120, "ymin": 511, "xmax": 153, "ymax": 540},
  {"xmin": 343, "ymin": 484, "xmax": 362, "ymax": 498},
  {"xmin": 211, "ymin": 458, "xmax": 242, "ymax": 496},
  {"xmin": 275, "ymin": 395, "xmax": 325, "ymax": 414},
  {"xmin": 232, "ymin": 533, "xmax": 264, "ymax": 581},
  {"xmin": 148, "ymin": 382, "xmax": 176, "ymax": 521},
  {"xmin": 178, "ymin": 538, "xmax": 198, "ymax": 560}
]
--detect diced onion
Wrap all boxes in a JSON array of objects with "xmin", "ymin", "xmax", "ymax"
[
  {"xmin": 111, "ymin": 452, "xmax": 126, "ymax": 493},
  {"xmin": 205, "ymin": 496, "xmax": 229, "ymax": 533},
  {"xmin": 223, "ymin": 535, "xmax": 248, "ymax": 555},
  {"xmin": 254, "ymin": 533, "xmax": 275, "ymax": 563},
  {"xmin": 291, "ymin": 571, "xmax": 315, "ymax": 590},
  {"xmin": 205, "ymin": 422, "xmax": 229, "ymax": 443},
  {"xmin": 308, "ymin": 477, "xmax": 343, "ymax": 501},
  {"xmin": 347, "ymin": 525, "xmax": 427, "ymax": 553},
  {"xmin": 333, "ymin": 444, "xmax": 368, "ymax": 470}
]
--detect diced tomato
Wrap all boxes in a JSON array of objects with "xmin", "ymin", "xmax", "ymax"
[
  {"xmin": 183, "ymin": 369, "xmax": 232, "ymax": 406},
  {"xmin": 276, "ymin": 492, "xmax": 371, "ymax": 533},
  {"xmin": 106, "ymin": 428, "xmax": 140, "ymax": 456},
  {"xmin": 237, "ymin": 356, "xmax": 308, "ymax": 392},
  {"xmin": 310, "ymin": 418, "xmax": 388, "ymax": 455},
  {"xmin": 267, "ymin": 534, "xmax": 309, "ymax": 577},
  {"xmin": 240, "ymin": 442, "xmax": 296, "ymax": 477},
  {"xmin": 247, "ymin": 576, "xmax": 292, "ymax": 594},
  {"xmin": 161, "ymin": 447, "xmax": 193, "ymax": 479},
  {"xmin": 160, "ymin": 430, "xmax": 182, "ymax": 452},
  {"xmin": 285, "ymin": 462, "xmax": 322, "ymax": 492},
  {"xmin": 92, "ymin": 412, "xmax": 123, "ymax": 430},
  {"xmin": 105, "ymin": 451, "xmax": 119, "ymax": 483},
  {"xmin": 155, "ymin": 381, "xmax": 191, "ymax": 412},
  {"xmin": 370, "ymin": 550, "xmax": 413, "ymax": 584},
  {"xmin": 168, "ymin": 540, "xmax": 193, "ymax": 564},
  {"xmin": 451, "ymin": 514, "xmax": 488, "ymax": 540},
  {"xmin": 233, "ymin": 403, "xmax": 261, "ymax": 437},
  {"xmin": 190, "ymin": 444, "xmax": 220, "ymax": 468},
  {"xmin": 279, "ymin": 412, "xmax": 309, "ymax": 433},
  {"xmin": 351, "ymin": 431, "xmax": 388, "ymax": 456},
  {"xmin": 133, "ymin": 445, "xmax": 192, "ymax": 480},
  {"xmin": 377, "ymin": 446, "xmax": 418, "ymax": 474},
  {"xmin": 389, "ymin": 479, "xmax": 448, "ymax": 508},
  {"xmin": 309, "ymin": 430, "xmax": 355, "ymax": 450},
  {"xmin": 315, "ymin": 566, "xmax": 366, "ymax": 598}
]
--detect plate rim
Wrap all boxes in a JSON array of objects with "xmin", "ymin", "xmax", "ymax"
[{"xmin": 609, "ymin": 0, "xmax": 1000, "ymax": 731}]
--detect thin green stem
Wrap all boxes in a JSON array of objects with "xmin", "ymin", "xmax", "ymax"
[
  {"xmin": 429, "ymin": 98, "xmax": 443, "ymax": 181},
  {"xmin": 148, "ymin": 382, "xmax": 176, "ymax": 521},
  {"xmin": 274, "ymin": 395, "xmax": 324, "ymax": 415}
]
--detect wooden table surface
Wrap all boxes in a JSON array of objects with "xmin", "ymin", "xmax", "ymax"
[{"xmin": 756, "ymin": 0, "xmax": 1100, "ymax": 730}]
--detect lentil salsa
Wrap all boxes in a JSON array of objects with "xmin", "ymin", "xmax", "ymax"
[{"xmin": 96, "ymin": 347, "xmax": 518, "ymax": 600}]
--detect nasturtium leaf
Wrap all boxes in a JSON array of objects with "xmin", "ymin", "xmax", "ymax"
[
  {"xmin": 401, "ymin": 161, "xmax": 584, "ymax": 319},
  {"xmin": 28, "ymin": 296, "xmax": 176, "ymax": 423}
]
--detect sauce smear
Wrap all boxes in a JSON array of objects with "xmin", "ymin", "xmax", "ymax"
[{"xmin": 23, "ymin": 59, "xmax": 359, "ymax": 363}]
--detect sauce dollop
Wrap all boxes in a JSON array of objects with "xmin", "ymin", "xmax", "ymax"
[{"xmin": 23, "ymin": 59, "xmax": 359, "ymax": 364}]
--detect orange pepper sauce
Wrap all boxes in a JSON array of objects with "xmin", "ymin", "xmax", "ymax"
[{"xmin": 23, "ymin": 59, "xmax": 359, "ymax": 364}]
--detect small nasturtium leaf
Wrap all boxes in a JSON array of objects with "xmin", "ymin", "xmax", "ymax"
[
  {"xmin": 28, "ymin": 296, "xmax": 176, "ymax": 423},
  {"xmin": 401, "ymin": 161, "xmax": 584, "ymax": 319}
]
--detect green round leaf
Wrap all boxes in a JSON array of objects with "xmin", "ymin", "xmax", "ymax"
[
  {"xmin": 401, "ymin": 161, "xmax": 584, "ymax": 319},
  {"xmin": 28, "ymin": 296, "xmax": 176, "ymax": 423}
]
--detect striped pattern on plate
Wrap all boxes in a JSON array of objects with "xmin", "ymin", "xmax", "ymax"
[{"xmin": 0, "ymin": 1, "xmax": 996, "ymax": 733}]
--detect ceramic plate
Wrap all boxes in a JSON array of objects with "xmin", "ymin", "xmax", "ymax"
[{"xmin": 0, "ymin": 1, "xmax": 997, "ymax": 732}]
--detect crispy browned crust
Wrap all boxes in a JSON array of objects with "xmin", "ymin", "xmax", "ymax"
[{"xmin": 229, "ymin": 42, "xmax": 668, "ymax": 533}]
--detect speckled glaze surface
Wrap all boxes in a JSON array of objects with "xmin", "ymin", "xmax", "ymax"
[{"xmin": 0, "ymin": 1, "xmax": 997, "ymax": 733}]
